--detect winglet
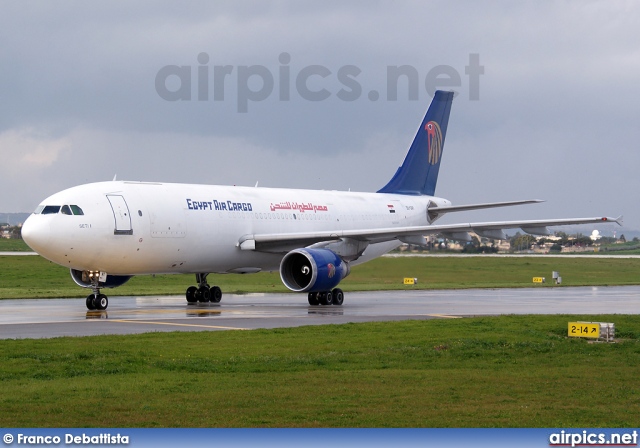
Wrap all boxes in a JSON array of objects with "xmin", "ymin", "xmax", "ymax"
[{"xmin": 599, "ymin": 216, "xmax": 623, "ymax": 226}]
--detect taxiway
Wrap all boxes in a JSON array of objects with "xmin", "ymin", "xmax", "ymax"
[{"xmin": 0, "ymin": 286, "xmax": 638, "ymax": 339}]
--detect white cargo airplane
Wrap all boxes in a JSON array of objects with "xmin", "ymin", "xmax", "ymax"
[{"xmin": 22, "ymin": 91, "xmax": 620, "ymax": 310}]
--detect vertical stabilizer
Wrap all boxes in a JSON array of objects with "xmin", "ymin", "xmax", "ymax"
[{"xmin": 377, "ymin": 90, "xmax": 454, "ymax": 196}]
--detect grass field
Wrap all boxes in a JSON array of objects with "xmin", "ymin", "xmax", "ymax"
[
  {"xmin": 0, "ymin": 238, "xmax": 31, "ymax": 251},
  {"xmin": 1, "ymin": 254, "xmax": 639, "ymax": 428},
  {"xmin": 1, "ymin": 254, "xmax": 639, "ymax": 299},
  {"xmin": 0, "ymin": 315, "xmax": 639, "ymax": 427}
]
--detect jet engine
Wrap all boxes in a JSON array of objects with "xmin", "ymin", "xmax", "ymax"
[
  {"xmin": 279, "ymin": 248, "xmax": 350, "ymax": 292},
  {"xmin": 70, "ymin": 269, "xmax": 133, "ymax": 289}
]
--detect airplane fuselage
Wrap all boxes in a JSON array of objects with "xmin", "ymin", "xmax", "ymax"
[{"xmin": 24, "ymin": 181, "xmax": 450, "ymax": 276}]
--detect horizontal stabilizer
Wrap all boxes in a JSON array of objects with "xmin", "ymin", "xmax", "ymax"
[
  {"xmin": 428, "ymin": 199, "xmax": 544, "ymax": 214},
  {"xmin": 428, "ymin": 199, "xmax": 544, "ymax": 222}
]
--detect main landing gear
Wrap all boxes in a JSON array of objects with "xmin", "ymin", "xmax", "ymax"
[
  {"xmin": 85, "ymin": 275, "xmax": 108, "ymax": 311},
  {"xmin": 307, "ymin": 288, "xmax": 344, "ymax": 306},
  {"xmin": 186, "ymin": 273, "xmax": 222, "ymax": 304}
]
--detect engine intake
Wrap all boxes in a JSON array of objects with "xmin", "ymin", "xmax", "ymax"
[
  {"xmin": 280, "ymin": 248, "xmax": 350, "ymax": 292},
  {"xmin": 70, "ymin": 269, "xmax": 133, "ymax": 289}
]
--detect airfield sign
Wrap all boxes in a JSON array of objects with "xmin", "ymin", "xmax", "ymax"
[{"xmin": 568, "ymin": 322, "xmax": 601, "ymax": 339}]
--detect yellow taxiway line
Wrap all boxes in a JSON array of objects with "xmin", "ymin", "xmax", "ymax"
[{"xmin": 110, "ymin": 319, "xmax": 247, "ymax": 330}]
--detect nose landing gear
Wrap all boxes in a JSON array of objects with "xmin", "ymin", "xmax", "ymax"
[
  {"xmin": 86, "ymin": 293, "xmax": 109, "ymax": 311},
  {"xmin": 186, "ymin": 273, "xmax": 223, "ymax": 304},
  {"xmin": 85, "ymin": 275, "xmax": 109, "ymax": 310}
]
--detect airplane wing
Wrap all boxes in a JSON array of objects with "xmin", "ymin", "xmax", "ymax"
[{"xmin": 238, "ymin": 216, "xmax": 622, "ymax": 253}]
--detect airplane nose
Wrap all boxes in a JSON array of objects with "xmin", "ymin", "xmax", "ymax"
[{"xmin": 21, "ymin": 215, "xmax": 51, "ymax": 253}]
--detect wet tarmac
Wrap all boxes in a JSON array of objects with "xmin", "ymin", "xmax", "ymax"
[{"xmin": 0, "ymin": 286, "xmax": 638, "ymax": 339}]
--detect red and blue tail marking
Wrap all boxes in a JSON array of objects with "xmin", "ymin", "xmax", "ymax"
[{"xmin": 377, "ymin": 90, "xmax": 454, "ymax": 196}]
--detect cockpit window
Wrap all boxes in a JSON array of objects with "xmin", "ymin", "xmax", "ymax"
[
  {"xmin": 34, "ymin": 204, "xmax": 84, "ymax": 215},
  {"xmin": 41, "ymin": 205, "xmax": 61, "ymax": 215}
]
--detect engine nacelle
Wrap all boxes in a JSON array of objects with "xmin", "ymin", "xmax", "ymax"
[
  {"xmin": 279, "ymin": 248, "xmax": 350, "ymax": 293},
  {"xmin": 70, "ymin": 269, "xmax": 133, "ymax": 289}
]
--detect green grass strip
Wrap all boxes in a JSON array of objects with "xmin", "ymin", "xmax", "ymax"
[
  {"xmin": 2, "ymin": 255, "xmax": 640, "ymax": 299},
  {"xmin": 0, "ymin": 316, "xmax": 639, "ymax": 427}
]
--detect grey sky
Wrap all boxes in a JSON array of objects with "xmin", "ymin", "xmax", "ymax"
[{"xmin": 1, "ymin": 1, "xmax": 638, "ymax": 235}]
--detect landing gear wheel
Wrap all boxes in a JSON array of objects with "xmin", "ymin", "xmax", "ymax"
[
  {"xmin": 85, "ymin": 274, "xmax": 107, "ymax": 310},
  {"xmin": 308, "ymin": 292, "xmax": 319, "ymax": 306},
  {"xmin": 190, "ymin": 273, "xmax": 222, "ymax": 304},
  {"xmin": 210, "ymin": 286, "xmax": 222, "ymax": 303},
  {"xmin": 196, "ymin": 285, "xmax": 211, "ymax": 302},
  {"xmin": 93, "ymin": 294, "xmax": 108, "ymax": 311},
  {"xmin": 319, "ymin": 291, "xmax": 333, "ymax": 306},
  {"xmin": 186, "ymin": 286, "xmax": 198, "ymax": 303},
  {"xmin": 331, "ymin": 288, "xmax": 344, "ymax": 306}
]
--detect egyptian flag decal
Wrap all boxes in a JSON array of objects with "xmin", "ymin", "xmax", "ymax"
[{"xmin": 387, "ymin": 204, "xmax": 396, "ymax": 214}]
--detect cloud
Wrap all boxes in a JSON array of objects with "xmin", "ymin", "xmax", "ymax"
[
  {"xmin": 0, "ymin": 128, "xmax": 70, "ymax": 173},
  {"xmin": 0, "ymin": 1, "xmax": 638, "ymax": 232}
]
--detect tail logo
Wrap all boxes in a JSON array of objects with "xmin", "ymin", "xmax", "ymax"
[{"xmin": 425, "ymin": 121, "xmax": 443, "ymax": 165}]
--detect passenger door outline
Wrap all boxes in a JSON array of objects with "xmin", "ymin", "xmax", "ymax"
[{"xmin": 106, "ymin": 195, "xmax": 133, "ymax": 235}]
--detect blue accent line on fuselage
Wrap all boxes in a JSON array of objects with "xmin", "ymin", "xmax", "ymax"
[{"xmin": 377, "ymin": 90, "xmax": 454, "ymax": 196}]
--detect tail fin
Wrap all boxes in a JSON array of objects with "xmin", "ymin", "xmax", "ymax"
[{"xmin": 377, "ymin": 90, "xmax": 454, "ymax": 196}]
